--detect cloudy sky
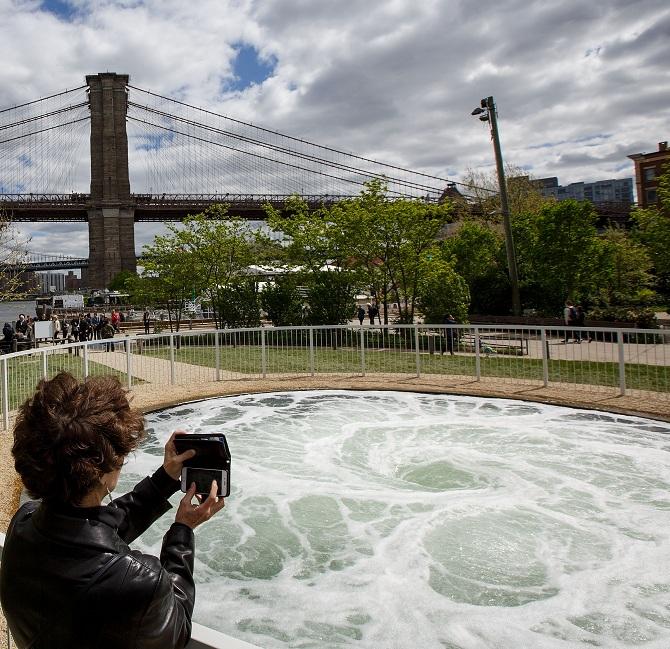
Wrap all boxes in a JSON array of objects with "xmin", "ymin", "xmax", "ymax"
[{"xmin": 1, "ymin": 0, "xmax": 669, "ymax": 259}]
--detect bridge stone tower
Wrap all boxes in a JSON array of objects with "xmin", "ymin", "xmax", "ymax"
[{"xmin": 86, "ymin": 73, "xmax": 136, "ymax": 288}]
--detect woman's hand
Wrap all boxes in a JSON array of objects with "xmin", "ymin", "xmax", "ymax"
[
  {"xmin": 175, "ymin": 481, "xmax": 226, "ymax": 529},
  {"xmin": 163, "ymin": 430, "xmax": 196, "ymax": 481}
]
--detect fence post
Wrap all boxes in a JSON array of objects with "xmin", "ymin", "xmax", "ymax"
[
  {"xmin": 618, "ymin": 329, "xmax": 626, "ymax": 396},
  {"xmin": 474, "ymin": 327, "xmax": 481, "ymax": 381},
  {"xmin": 126, "ymin": 337, "xmax": 132, "ymax": 390},
  {"xmin": 2, "ymin": 357, "xmax": 9, "ymax": 431},
  {"xmin": 360, "ymin": 327, "xmax": 366, "ymax": 376},
  {"xmin": 541, "ymin": 329, "xmax": 549, "ymax": 387},
  {"xmin": 309, "ymin": 327, "xmax": 315, "ymax": 376},
  {"xmin": 169, "ymin": 334, "xmax": 176, "ymax": 385},
  {"xmin": 42, "ymin": 349, "xmax": 48, "ymax": 380},
  {"xmin": 215, "ymin": 331, "xmax": 221, "ymax": 381},
  {"xmin": 261, "ymin": 328, "xmax": 267, "ymax": 378},
  {"xmin": 414, "ymin": 325, "xmax": 421, "ymax": 378},
  {"xmin": 83, "ymin": 342, "xmax": 89, "ymax": 379}
]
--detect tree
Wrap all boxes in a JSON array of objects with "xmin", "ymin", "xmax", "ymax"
[
  {"xmin": 266, "ymin": 193, "xmax": 363, "ymax": 324},
  {"xmin": 108, "ymin": 270, "xmax": 137, "ymax": 293},
  {"xmin": 216, "ymin": 277, "xmax": 261, "ymax": 328},
  {"xmin": 0, "ymin": 211, "xmax": 32, "ymax": 301},
  {"xmin": 303, "ymin": 270, "xmax": 358, "ymax": 325},
  {"xmin": 594, "ymin": 228, "xmax": 655, "ymax": 306},
  {"xmin": 261, "ymin": 276, "xmax": 305, "ymax": 326},
  {"xmin": 336, "ymin": 181, "xmax": 454, "ymax": 323},
  {"xmin": 166, "ymin": 207, "xmax": 270, "ymax": 329},
  {"xmin": 442, "ymin": 220, "xmax": 510, "ymax": 314},
  {"xmin": 136, "ymin": 206, "xmax": 270, "ymax": 330},
  {"xmin": 512, "ymin": 200, "xmax": 601, "ymax": 314},
  {"xmin": 133, "ymin": 232, "xmax": 196, "ymax": 333},
  {"xmin": 632, "ymin": 163, "xmax": 670, "ymax": 301},
  {"xmin": 456, "ymin": 166, "xmax": 553, "ymax": 223},
  {"xmin": 416, "ymin": 256, "xmax": 470, "ymax": 324}
]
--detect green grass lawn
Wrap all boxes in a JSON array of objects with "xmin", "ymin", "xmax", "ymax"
[
  {"xmin": 143, "ymin": 342, "xmax": 670, "ymax": 393},
  {"xmin": 3, "ymin": 352, "xmax": 131, "ymax": 412},
  {"xmin": 5, "ymin": 342, "xmax": 665, "ymax": 419}
]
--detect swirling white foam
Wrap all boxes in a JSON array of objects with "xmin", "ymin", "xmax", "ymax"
[{"xmin": 119, "ymin": 391, "xmax": 670, "ymax": 649}]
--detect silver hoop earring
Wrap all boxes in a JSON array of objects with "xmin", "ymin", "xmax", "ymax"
[{"xmin": 105, "ymin": 485, "xmax": 116, "ymax": 507}]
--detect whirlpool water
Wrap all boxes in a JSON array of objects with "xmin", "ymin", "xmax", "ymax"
[{"xmin": 119, "ymin": 391, "xmax": 670, "ymax": 648}]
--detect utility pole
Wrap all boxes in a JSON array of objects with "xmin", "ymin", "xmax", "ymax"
[{"xmin": 472, "ymin": 96, "xmax": 522, "ymax": 316}]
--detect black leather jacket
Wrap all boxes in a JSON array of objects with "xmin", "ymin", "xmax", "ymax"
[{"xmin": 0, "ymin": 468, "xmax": 195, "ymax": 649}]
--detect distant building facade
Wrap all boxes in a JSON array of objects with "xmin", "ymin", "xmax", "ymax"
[
  {"xmin": 535, "ymin": 177, "xmax": 634, "ymax": 204},
  {"xmin": 64, "ymin": 271, "xmax": 82, "ymax": 291},
  {"xmin": 38, "ymin": 272, "xmax": 66, "ymax": 294},
  {"xmin": 628, "ymin": 141, "xmax": 669, "ymax": 208}
]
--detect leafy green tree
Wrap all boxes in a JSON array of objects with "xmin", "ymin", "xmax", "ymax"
[
  {"xmin": 261, "ymin": 276, "xmax": 305, "ymax": 326},
  {"xmin": 216, "ymin": 277, "xmax": 261, "ymax": 328},
  {"xmin": 442, "ymin": 220, "xmax": 510, "ymax": 314},
  {"xmin": 632, "ymin": 163, "xmax": 670, "ymax": 301},
  {"xmin": 135, "ymin": 234, "xmax": 196, "ymax": 332},
  {"xmin": 594, "ymin": 228, "xmax": 655, "ymax": 306},
  {"xmin": 267, "ymin": 181, "xmax": 453, "ymax": 324},
  {"xmin": 416, "ymin": 256, "xmax": 470, "ymax": 324},
  {"xmin": 513, "ymin": 200, "xmax": 600, "ymax": 314},
  {"xmin": 164, "ymin": 207, "xmax": 269, "ymax": 329},
  {"xmin": 303, "ymin": 270, "xmax": 358, "ymax": 325},
  {"xmin": 108, "ymin": 270, "xmax": 137, "ymax": 293}
]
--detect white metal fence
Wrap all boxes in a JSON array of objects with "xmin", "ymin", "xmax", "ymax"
[{"xmin": 2, "ymin": 323, "xmax": 669, "ymax": 429}]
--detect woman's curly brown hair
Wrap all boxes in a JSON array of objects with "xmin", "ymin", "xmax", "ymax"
[{"xmin": 12, "ymin": 372, "xmax": 145, "ymax": 504}]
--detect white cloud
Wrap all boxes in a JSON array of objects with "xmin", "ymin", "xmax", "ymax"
[{"xmin": 0, "ymin": 0, "xmax": 668, "ymax": 258}]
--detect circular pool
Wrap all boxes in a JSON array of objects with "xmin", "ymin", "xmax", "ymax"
[{"xmin": 119, "ymin": 391, "xmax": 670, "ymax": 648}]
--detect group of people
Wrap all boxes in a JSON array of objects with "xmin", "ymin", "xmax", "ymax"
[
  {"xmin": 356, "ymin": 303, "xmax": 382, "ymax": 325},
  {"xmin": 56, "ymin": 312, "xmax": 122, "ymax": 353},
  {"xmin": 2, "ymin": 310, "xmax": 126, "ymax": 354},
  {"xmin": 1, "ymin": 314, "xmax": 33, "ymax": 351}
]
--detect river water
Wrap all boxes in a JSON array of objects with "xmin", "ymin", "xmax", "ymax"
[{"xmin": 0, "ymin": 300, "xmax": 35, "ymax": 326}]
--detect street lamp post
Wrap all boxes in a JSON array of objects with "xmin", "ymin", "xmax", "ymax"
[{"xmin": 472, "ymin": 96, "xmax": 521, "ymax": 316}]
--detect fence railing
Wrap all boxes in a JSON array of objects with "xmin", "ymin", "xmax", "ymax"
[{"xmin": 2, "ymin": 323, "xmax": 669, "ymax": 429}]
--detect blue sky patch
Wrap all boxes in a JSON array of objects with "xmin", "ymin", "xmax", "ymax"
[
  {"xmin": 41, "ymin": 0, "xmax": 78, "ymax": 20},
  {"xmin": 227, "ymin": 44, "xmax": 277, "ymax": 92},
  {"xmin": 135, "ymin": 132, "xmax": 174, "ymax": 152}
]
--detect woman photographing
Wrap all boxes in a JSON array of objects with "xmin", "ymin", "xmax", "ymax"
[{"xmin": 0, "ymin": 372, "xmax": 226, "ymax": 649}]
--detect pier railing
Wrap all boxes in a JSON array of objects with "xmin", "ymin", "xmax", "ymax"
[{"xmin": 2, "ymin": 323, "xmax": 669, "ymax": 430}]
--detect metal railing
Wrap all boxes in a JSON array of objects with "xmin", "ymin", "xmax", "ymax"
[{"xmin": 1, "ymin": 323, "xmax": 669, "ymax": 429}]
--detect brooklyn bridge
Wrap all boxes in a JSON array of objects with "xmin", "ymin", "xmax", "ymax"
[
  {"xmin": 0, "ymin": 72, "xmax": 459, "ymax": 288},
  {"xmin": 1, "ymin": 73, "xmax": 630, "ymax": 288}
]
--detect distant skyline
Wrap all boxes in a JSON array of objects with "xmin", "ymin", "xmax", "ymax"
[{"xmin": 1, "ymin": 0, "xmax": 669, "ymax": 258}]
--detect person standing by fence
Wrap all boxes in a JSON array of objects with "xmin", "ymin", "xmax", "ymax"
[
  {"xmin": 442, "ymin": 313, "xmax": 457, "ymax": 355},
  {"xmin": 563, "ymin": 301, "xmax": 577, "ymax": 343}
]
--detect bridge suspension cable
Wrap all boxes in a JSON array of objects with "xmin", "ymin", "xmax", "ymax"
[
  {"xmin": 0, "ymin": 87, "xmax": 90, "ymax": 195},
  {"xmin": 128, "ymin": 85, "xmax": 457, "ymax": 185},
  {"xmin": 127, "ymin": 85, "xmax": 488, "ymax": 198},
  {"xmin": 127, "ymin": 112, "xmax": 441, "ymax": 198}
]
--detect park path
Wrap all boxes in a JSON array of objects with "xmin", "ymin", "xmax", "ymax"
[{"xmin": 86, "ymin": 348, "xmax": 222, "ymax": 384}]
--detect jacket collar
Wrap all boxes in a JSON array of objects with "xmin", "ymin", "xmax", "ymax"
[{"xmin": 30, "ymin": 501, "xmax": 127, "ymax": 553}]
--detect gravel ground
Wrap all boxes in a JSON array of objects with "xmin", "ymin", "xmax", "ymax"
[{"xmin": 0, "ymin": 374, "xmax": 668, "ymax": 647}]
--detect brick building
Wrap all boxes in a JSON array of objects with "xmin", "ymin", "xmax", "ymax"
[{"xmin": 628, "ymin": 141, "xmax": 669, "ymax": 208}]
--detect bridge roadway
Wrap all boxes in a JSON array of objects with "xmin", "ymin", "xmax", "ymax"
[
  {"xmin": 0, "ymin": 192, "xmax": 633, "ymax": 226},
  {"xmin": 0, "ymin": 193, "xmax": 379, "ymax": 222}
]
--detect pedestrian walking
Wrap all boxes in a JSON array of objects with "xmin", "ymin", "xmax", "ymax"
[{"xmin": 357, "ymin": 306, "xmax": 365, "ymax": 325}]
